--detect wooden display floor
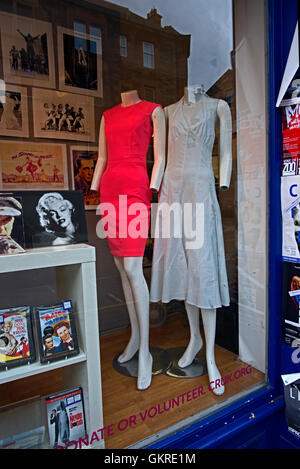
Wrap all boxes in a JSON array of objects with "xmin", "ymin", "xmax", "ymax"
[{"xmin": 100, "ymin": 315, "xmax": 265, "ymax": 449}]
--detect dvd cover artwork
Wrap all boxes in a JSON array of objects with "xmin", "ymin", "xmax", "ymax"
[
  {"xmin": 45, "ymin": 387, "xmax": 86, "ymax": 449},
  {"xmin": 0, "ymin": 306, "xmax": 35, "ymax": 369},
  {"xmin": 34, "ymin": 301, "xmax": 79, "ymax": 363},
  {"xmin": 0, "ymin": 194, "xmax": 25, "ymax": 255}
]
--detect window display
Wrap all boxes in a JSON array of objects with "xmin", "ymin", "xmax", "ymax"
[
  {"xmin": 91, "ymin": 89, "xmax": 165, "ymax": 390},
  {"xmin": 0, "ymin": 0, "xmax": 267, "ymax": 450}
]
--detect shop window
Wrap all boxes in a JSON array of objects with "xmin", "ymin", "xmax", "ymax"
[
  {"xmin": 0, "ymin": 0, "xmax": 267, "ymax": 451},
  {"xmin": 143, "ymin": 41, "xmax": 155, "ymax": 69}
]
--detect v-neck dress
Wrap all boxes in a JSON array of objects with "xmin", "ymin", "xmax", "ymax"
[
  {"xmin": 100, "ymin": 100, "xmax": 162, "ymax": 257},
  {"xmin": 150, "ymin": 96, "xmax": 231, "ymax": 309}
]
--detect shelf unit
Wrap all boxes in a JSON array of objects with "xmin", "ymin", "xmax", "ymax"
[{"xmin": 0, "ymin": 244, "xmax": 104, "ymax": 449}]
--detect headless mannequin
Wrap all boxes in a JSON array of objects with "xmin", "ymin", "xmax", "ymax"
[
  {"xmin": 178, "ymin": 86, "xmax": 232, "ymax": 396},
  {"xmin": 91, "ymin": 90, "xmax": 166, "ymax": 390}
]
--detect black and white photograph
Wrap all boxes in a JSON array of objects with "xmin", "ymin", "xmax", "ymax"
[
  {"xmin": 11, "ymin": 190, "xmax": 88, "ymax": 249},
  {"xmin": 0, "ymin": 12, "xmax": 55, "ymax": 89},
  {"xmin": 32, "ymin": 88, "xmax": 95, "ymax": 142},
  {"xmin": 0, "ymin": 86, "xmax": 29, "ymax": 138},
  {"xmin": 57, "ymin": 26, "xmax": 103, "ymax": 98}
]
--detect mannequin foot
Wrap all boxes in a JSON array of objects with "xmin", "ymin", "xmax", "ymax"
[
  {"xmin": 137, "ymin": 351, "xmax": 153, "ymax": 390},
  {"xmin": 207, "ymin": 360, "xmax": 225, "ymax": 396},
  {"xmin": 118, "ymin": 334, "xmax": 139, "ymax": 363},
  {"xmin": 178, "ymin": 335, "xmax": 203, "ymax": 368}
]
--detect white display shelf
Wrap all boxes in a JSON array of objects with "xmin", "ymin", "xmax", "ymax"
[
  {"xmin": 0, "ymin": 350, "xmax": 87, "ymax": 385},
  {"xmin": 0, "ymin": 243, "xmax": 104, "ymax": 449},
  {"xmin": 0, "ymin": 243, "xmax": 95, "ymax": 273}
]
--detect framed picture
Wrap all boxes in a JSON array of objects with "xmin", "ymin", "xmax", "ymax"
[
  {"xmin": 11, "ymin": 190, "xmax": 88, "ymax": 249},
  {"xmin": 0, "ymin": 140, "xmax": 68, "ymax": 191},
  {"xmin": 0, "ymin": 193, "xmax": 25, "ymax": 255},
  {"xmin": 32, "ymin": 88, "xmax": 95, "ymax": 142},
  {"xmin": 70, "ymin": 145, "xmax": 99, "ymax": 209},
  {"xmin": 0, "ymin": 85, "xmax": 29, "ymax": 138},
  {"xmin": 57, "ymin": 26, "xmax": 103, "ymax": 98},
  {"xmin": 0, "ymin": 12, "xmax": 55, "ymax": 89}
]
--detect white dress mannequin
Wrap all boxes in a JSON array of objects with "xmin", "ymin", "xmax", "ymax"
[
  {"xmin": 150, "ymin": 86, "xmax": 232, "ymax": 395},
  {"xmin": 91, "ymin": 90, "xmax": 166, "ymax": 390}
]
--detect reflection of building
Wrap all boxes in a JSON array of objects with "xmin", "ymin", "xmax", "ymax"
[
  {"xmin": 118, "ymin": 7, "xmax": 190, "ymax": 107},
  {"xmin": 208, "ymin": 68, "xmax": 237, "ymax": 304},
  {"xmin": 67, "ymin": 0, "xmax": 190, "ymax": 109}
]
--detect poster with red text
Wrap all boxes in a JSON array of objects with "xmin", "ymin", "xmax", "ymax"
[
  {"xmin": 281, "ymin": 104, "xmax": 300, "ymax": 177},
  {"xmin": 0, "ymin": 140, "xmax": 68, "ymax": 190}
]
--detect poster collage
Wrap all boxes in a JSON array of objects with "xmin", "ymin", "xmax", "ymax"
[
  {"xmin": 280, "ymin": 80, "xmax": 300, "ymax": 346},
  {"xmin": 0, "ymin": 10, "xmax": 102, "ymax": 236}
]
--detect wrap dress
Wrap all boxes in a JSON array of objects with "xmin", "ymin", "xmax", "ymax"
[{"xmin": 150, "ymin": 96, "xmax": 232, "ymax": 309}]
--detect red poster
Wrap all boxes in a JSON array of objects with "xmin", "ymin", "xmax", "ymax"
[{"xmin": 282, "ymin": 104, "xmax": 300, "ymax": 176}]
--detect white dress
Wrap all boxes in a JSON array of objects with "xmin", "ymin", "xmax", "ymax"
[{"xmin": 150, "ymin": 95, "xmax": 232, "ymax": 309}]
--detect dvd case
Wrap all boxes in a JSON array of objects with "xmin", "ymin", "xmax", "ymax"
[
  {"xmin": 45, "ymin": 387, "xmax": 86, "ymax": 448},
  {"xmin": 34, "ymin": 301, "xmax": 79, "ymax": 364},
  {"xmin": 0, "ymin": 306, "xmax": 35, "ymax": 369}
]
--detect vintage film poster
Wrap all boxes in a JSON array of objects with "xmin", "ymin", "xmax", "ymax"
[
  {"xmin": 32, "ymin": 88, "xmax": 95, "ymax": 142},
  {"xmin": 70, "ymin": 145, "xmax": 99, "ymax": 209},
  {"xmin": 0, "ymin": 140, "xmax": 68, "ymax": 190},
  {"xmin": 0, "ymin": 194, "xmax": 25, "ymax": 255},
  {"xmin": 34, "ymin": 301, "xmax": 79, "ymax": 364},
  {"xmin": 0, "ymin": 306, "xmax": 35, "ymax": 370},
  {"xmin": 281, "ymin": 175, "xmax": 300, "ymax": 262},
  {"xmin": 0, "ymin": 12, "xmax": 55, "ymax": 89},
  {"xmin": 57, "ymin": 26, "xmax": 103, "ymax": 98},
  {"xmin": 45, "ymin": 387, "xmax": 86, "ymax": 449},
  {"xmin": 12, "ymin": 190, "xmax": 88, "ymax": 249},
  {"xmin": 0, "ymin": 85, "xmax": 29, "ymax": 138},
  {"xmin": 282, "ymin": 262, "xmax": 300, "ymax": 345},
  {"xmin": 0, "ymin": 427, "xmax": 45, "ymax": 449}
]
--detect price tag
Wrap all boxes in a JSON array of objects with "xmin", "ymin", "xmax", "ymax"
[{"xmin": 63, "ymin": 300, "xmax": 72, "ymax": 310}]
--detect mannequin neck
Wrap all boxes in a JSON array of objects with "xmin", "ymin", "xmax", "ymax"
[
  {"xmin": 183, "ymin": 86, "xmax": 207, "ymax": 104},
  {"xmin": 121, "ymin": 90, "xmax": 141, "ymax": 107}
]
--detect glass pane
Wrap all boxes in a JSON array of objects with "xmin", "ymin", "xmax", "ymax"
[{"xmin": 0, "ymin": 0, "xmax": 267, "ymax": 450}]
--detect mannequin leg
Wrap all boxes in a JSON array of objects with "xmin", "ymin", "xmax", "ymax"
[
  {"xmin": 201, "ymin": 308, "xmax": 225, "ymax": 396},
  {"xmin": 115, "ymin": 256, "xmax": 153, "ymax": 390},
  {"xmin": 178, "ymin": 302, "xmax": 203, "ymax": 368},
  {"xmin": 113, "ymin": 256, "xmax": 140, "ymax": 363}
]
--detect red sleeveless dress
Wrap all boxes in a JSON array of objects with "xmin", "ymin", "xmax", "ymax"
[{"xmin": 100, "ymin": 100, "xmax": 162, "ymax": 257}]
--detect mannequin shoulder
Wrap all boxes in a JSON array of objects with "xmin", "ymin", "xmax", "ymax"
[
  {"xmin": 216, "ymin": 98, "xmax": 231, "ymax": 114},
  {"xmin": 163, "ymin": 100, "xmax": 181, "ymax": 117}
]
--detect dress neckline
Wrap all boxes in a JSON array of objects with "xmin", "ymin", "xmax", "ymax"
[{"xmin": 119, "ymin": 99, "xmax": 145, "ymax": 109}]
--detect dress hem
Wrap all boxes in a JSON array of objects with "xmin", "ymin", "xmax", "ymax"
[{"xmin": 150, "ymin": 295, "xmax": 230, "ymax": 310}]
